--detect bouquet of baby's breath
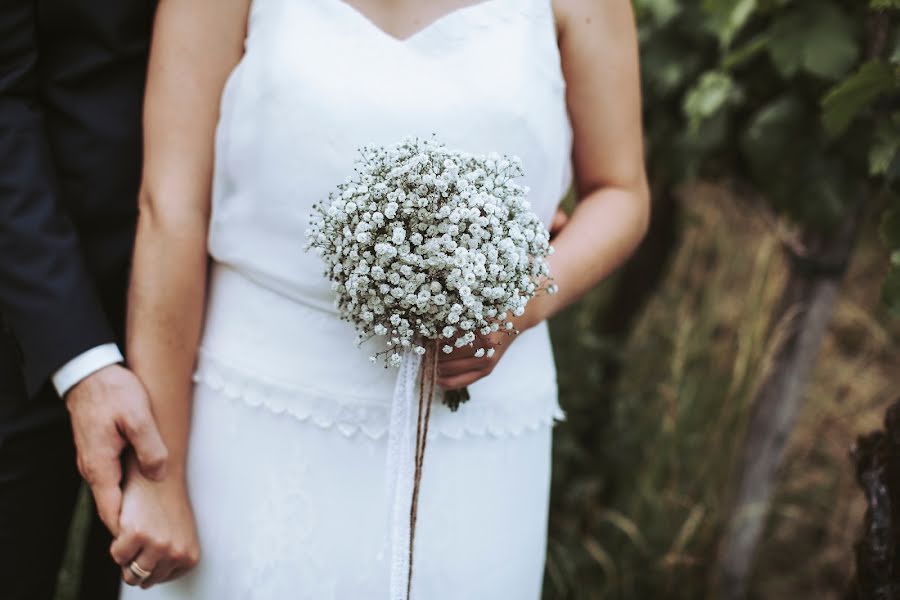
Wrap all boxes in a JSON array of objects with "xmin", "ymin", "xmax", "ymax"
[
  {"xmin": 304, "ymin": 136, "xmax": 558, "ymax": 598},
  {"xmin": 304, "ymin": 136, "xmax": 558, "ymax": 410}
]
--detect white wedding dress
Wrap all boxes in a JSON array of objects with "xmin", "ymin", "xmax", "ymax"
[{"xmin": 122, "ymin": 0, "xmax": 572, "ymax": 598}]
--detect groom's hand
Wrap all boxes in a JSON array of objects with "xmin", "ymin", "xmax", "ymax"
[{"xmin": 65, "ymin": 364, "xmax": 169, "ymax": 535}]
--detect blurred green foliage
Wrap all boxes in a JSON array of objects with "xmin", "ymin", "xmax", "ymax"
[
  {"xmin": 544, "ymin": 184, "xmax": 900, "ymax": 599},
  {"xmin": 635, "ymin": 0, "xmax": 899, "ymax": 310},
  {"xmin": 542, "ymin": 1, "xmax": 900, "ymax": 598}
]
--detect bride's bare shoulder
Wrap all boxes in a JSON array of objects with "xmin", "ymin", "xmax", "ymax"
[{"xmin": 551, "ymin": 0, "xmax": 638, "ymax": 43}]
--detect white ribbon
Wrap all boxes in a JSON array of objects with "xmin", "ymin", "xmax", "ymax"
[{"xmin": 379, "ymin": 346, "xmax": 422, "ymax": 600}]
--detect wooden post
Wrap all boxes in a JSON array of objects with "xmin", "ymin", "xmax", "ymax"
[{"xmin": 712, "ymin": 199, "xmax": 867, "ymax": 599}]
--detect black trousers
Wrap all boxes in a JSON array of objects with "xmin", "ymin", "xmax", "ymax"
[{"xmin": 0, "ymin": 335, "xmax": 121, "ymax": 600}]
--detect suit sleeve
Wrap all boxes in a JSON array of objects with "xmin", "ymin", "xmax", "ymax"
[{"xmin": 0, "ymin": 0, "xmax": 117, "ymax": 397}]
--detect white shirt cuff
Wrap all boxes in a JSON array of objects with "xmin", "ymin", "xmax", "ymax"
[{"xmin": 52, "ymin": 343, "xmax": 124, "ymax": 398}]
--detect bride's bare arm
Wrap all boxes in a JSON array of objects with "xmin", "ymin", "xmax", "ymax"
[
  {"xmin": 542, "ymin": 0, "xmax": 651, "ymax": 317},
  {"xmin": 110, "ymin": 0, "xmax": 250, "ymax": 588},
  {"xmin": 437, "ymin": 0, "xmax": 650, "ymax": 389}
]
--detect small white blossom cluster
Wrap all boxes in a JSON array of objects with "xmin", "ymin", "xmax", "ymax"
[{"xmin": 304, "ymin": 136, "xmax": 558, "ymax": 368}]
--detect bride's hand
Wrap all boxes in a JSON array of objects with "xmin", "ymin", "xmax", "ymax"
[
  {"xmin": 110, "ymin": 453, "xmax": 200, "ymax": 589},
  {"xmin": 435, "ymin": 291, "xmax": 554, "ymax": 390}
]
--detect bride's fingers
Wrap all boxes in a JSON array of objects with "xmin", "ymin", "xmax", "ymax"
[
  {"xmin": 110, "ymin": 533, "xmax": 142, "ymax": 574},
  {"xmin": 121, "ymin": 551, "xmax": 159, "ymax": 588},
  {"xmin": 437, "ymin": 357, "xmax": 488, "ymax": 378},
  {"xmin": 168, "ymin": 566, "xmax": 191, "ymax": 582},
  {"xmin": 111, "ymin": 530, "xmax": 165, "ymax": 588},
  {"xmin": 141, "ymin": 558, "xmax": 176, "ymax": 589},
  {"xmin": 437, "ymin": 369, "xmax": 484, "ymax": 390}
]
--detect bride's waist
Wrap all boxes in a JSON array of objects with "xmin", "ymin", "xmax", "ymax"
[
  {"xmin": 196, "ymin": 262, "xmax": 565, "ymax": 438},
  {"xmin": 199, "ymin": 262, "xmax": 395, "ymax": 401},
  {"xmin": 198, "ymin": 262, "xmax": 560, "ymax": 405}
]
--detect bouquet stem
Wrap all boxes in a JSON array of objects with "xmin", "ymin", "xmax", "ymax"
[{"xmin": 405, "ymin": 343, "xmax": 438, "ymax": 598}]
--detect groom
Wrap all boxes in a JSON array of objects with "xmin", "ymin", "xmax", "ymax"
[{"xmin": 0, "ymin": 2, "xmax": 168, "ymax": 599}]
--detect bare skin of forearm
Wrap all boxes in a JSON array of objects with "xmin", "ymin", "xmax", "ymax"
[
  {"xmin": 124, "ymin": 0, "xmax": 248, "ymax": 478},
  {"xmin": 125, "ymin": 216, "xmax": 208, "ymax": 478},
  {"xmin": 532, "ymin": 184, "xmax": 649, "ymax": 327},
  {"xmin": 524, "ymin": 0, "xmax": 650, "ymax": 328}
]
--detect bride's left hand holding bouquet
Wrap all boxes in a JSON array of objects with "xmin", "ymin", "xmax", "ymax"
[{"xmin": 304, "ymin": 136, "xmax": 557, "ymax": 600}]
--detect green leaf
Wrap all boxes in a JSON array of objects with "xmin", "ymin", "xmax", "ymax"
[
  {"xmin": 683, "ymin": 71, "xmax": 738, "ymax": 130},
  {"xmin": 722, "ymin": 33, "xmax": 771, "ymax": 70},
  {"xmin": 822, "ymin": 61, "xmax": 899, "ymax": 137},
  {"xmin": 704, "ymin": 0, "xmax": 758, "ymax": 48},
  {"xmin": 767, "ymin": 2, "xmax": 860, "ymax": 81},
  {"xmin": 740, "ymin": 95, "xmax": 809, "ymax": 176},
  {"xmin": 641, "ymin": 34, "xmax": 705, "ymax": 99},
  {"xmin": 870, "ymin": 116, "xmax": 900, "ymax": 175},
  {"xmin": 635, "ymin": 0, "xmax": 682, "ymax": 26},
  {"xmin": 740, "ymin": 94, "xmax": 856, "ymax": 228}
]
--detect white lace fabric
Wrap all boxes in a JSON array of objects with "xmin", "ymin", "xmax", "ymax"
[{"xmin": 193, "ymin": 347, "xmax": 564, "ymax": 440}]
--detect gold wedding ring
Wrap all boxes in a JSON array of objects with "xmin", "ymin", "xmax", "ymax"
[{"xmin": 129, "ymin": 560, "xmax": 153, "ymax": 581}]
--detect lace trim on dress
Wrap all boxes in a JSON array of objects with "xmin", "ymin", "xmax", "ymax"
[{"xmin": 192, "ymin": 348, "xmax": 566, "ymax": 440}]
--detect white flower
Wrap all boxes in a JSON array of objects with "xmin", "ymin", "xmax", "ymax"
[
  {"xmin": 474, "ymin": 347, "xmax": 485, "ymax": 358},
  {"xmin": 442, "ymin": 345, "xmax": 453, "ymax": 354}
]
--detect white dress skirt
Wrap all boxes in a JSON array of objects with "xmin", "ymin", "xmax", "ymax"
[
  {"xmin": 142, "ymin": 376, "xmax": 554, "ymax": 599},
  {"xmin": 121, "ymin": 0, "xmax": 572, "ymax": 597}
]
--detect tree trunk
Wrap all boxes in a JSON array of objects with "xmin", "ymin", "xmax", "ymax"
[{"xmin": 713, "ymin": 199, "xmax": 868, "ymax": 599}]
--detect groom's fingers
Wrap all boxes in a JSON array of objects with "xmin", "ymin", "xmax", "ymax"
[
  {"xmin": 119, "ymin": 399, "xmax": 169, "ymax": 482},
  {"xmin": 79, "ymin": 448, "xmax": 123, "ymax": 536},
  {"xmin": 91, "ymin": 477, "xmax": 124, "ymax": 537}
]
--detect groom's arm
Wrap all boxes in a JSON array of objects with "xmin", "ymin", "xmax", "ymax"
[
  {"xmin": 0, "ymin": 0, "xmax": 120, "ymax": 397},
  {"xmin": 0, "ymin": 0, "xmax": 169, "ymax": 534}
]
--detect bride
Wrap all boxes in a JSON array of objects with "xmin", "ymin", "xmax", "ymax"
[{"xmin": 113, "ymin": 0, "xmax": 649, "ymax": 597}]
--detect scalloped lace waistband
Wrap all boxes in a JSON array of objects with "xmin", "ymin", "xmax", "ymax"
[{"xmin": 192, "ymin": 348, "xmax": 566, "ymax": 440}]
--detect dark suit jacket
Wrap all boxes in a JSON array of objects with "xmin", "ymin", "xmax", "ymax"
[{"xmin": 0, "ymin": 0, "xmax": 156, "ymax": 420}]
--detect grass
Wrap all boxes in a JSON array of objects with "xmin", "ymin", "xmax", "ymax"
[{"xmin": 543, "ymin": 182, "xmax": 900, "ymax": 599}]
